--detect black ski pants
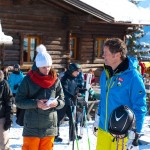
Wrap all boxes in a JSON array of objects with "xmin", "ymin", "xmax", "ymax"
[{"xmin": 57, "ymin": 105, "xmax": 78, "ymax": 140}]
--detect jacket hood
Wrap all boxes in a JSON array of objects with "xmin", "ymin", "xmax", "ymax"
[{"xmin": 128, "ymin": 56, "xmax": 138, "ymax": 70}]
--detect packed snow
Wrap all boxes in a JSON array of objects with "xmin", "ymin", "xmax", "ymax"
[{"xmin": 9, "ymin": 115, "xmax": 150, "ymax": 150}]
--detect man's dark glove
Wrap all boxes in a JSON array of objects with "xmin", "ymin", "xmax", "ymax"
[
  {"xmin": 79, "ymin": 88, "xmax": 87, "ymax": 93},
  {"xmin": 70, "ymin": 95, "xmax": 77, "ymax": 105},
  {"xmin": 78, "ymin": 100, "xmax": 87, "ymax": 107},
  {"xmin": 3, "ymin": 120, "xmax": 12, "ymax": 131},
  {"xmin": 14, "ymin": 84, "xmax": 19, "ymax": 90}
]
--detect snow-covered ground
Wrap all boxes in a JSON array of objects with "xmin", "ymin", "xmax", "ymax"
[{"xmin": 9, "ymin": 115, "xmax": 150, "ymax": 150}]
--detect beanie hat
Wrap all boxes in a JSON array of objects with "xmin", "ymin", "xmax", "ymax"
[
  {"xmin": 68, "ymin": 63, "xmax": 80, "ymax": 74},
  {"xmin": 35, "ymin": 44, "xmax": 52, "ymax": 67},
  {"xmin": 14, "ymin": 64, "xmax": 20, "ymax": 69}
]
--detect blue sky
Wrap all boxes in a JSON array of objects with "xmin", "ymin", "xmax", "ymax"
[
  {"xmin": 138, "ymin": 0, "xmax": 150, "ymax": 8},
  {"xmin": 138, "ymin": 0, "xmax": 150, "ymax": 45}
]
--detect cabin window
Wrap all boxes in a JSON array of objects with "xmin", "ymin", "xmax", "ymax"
[
  {"xmin": 23, "ymin": 36, "xmax": 40, "ymax": 62},
  {"xmin": 70, "ymin": 36, "xmax": 77, "ymax": 59},
  {"xmin": 95, "ymin": 38, "xmax": 105, "ymax": 58}
]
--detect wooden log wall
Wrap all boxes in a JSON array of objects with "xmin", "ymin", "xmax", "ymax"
[
  {"xmin": 0, "ymin": 2, "xmax": 69, "ymax": 72},
  {"xmin": 0, "ymin": 0, "xmax": 130, "ymax": 76},
  {"xmin": 70, "ymin": 20, "xmax": 128, "ymax": 74}
]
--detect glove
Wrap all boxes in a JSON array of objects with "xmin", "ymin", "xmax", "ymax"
[
  {"xmin": 93, "ymin": 114, "xmax": 100, "ymax": 136},
  {"xmin": 14, "ymin": 84, "xmax": 19, "ymax": 90},
  {"xmin": 126, "ymin": 130, "xmax": 139, "ymax": 150},
  {"xmin": 78, "ymin": 100, "xmax": 87, "ymax": 107},
  {"xmin": 70, "ymin": 95, "xmax": 77, "ymax": 105},
  {"xmin": 79, "ymin": 88, "xmax": 87, "ymax": 93},
  {"xmin": 3, "ymin": 120, "xmax": 12, "ymax": 131}
]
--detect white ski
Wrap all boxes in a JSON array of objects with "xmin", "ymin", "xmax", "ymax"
[
  {"xmin": 80, "ymin": 73, "xmax": 92, "ymax": 137},
  {"xmin": 85, "ymin": 73, "xmax": 92, "ymax": 103}
]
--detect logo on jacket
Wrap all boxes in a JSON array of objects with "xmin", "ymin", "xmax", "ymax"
[{"xmin": 117, "ymin": 77, "xmax": 123, "ymax": 86}]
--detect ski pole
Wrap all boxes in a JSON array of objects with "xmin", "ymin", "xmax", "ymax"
[
  {"xmin": 83, "ymin": 106, "xmax": 91, "ymax": 150},
  {"xmin": 71, "ymin": 105, "xmax": 80, "ymax": 150},
  {"xmin": 80, "ymin": 107, "xmax": 85, "ymax": 137}
]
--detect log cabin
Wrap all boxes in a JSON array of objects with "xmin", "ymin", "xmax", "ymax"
[{"xmin": 0, "ymin": 0, "xmax": 140, "ymax": 76}]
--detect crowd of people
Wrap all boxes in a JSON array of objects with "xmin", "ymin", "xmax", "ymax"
[{"xmin": 0, "ymin": 38, "xmax": 148, "ymax": 150}]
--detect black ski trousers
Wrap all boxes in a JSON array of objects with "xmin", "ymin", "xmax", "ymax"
[{"xmin": 57, "ymin": 105, "xmax": 78, "ymax": 140}]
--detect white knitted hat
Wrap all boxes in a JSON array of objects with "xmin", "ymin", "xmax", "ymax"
[{"xmin": 35, "ymin": 44, "xmax": 52, "ymax": 67}]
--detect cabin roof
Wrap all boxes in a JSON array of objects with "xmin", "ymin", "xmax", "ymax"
[
  {"xmin": 62, "ymin": 0, "xmax": 114, "ymax": 23},
  {"xmin": 46, "ymin": 0, "xmax": 142, "ymax": 26},
  {"xmin": 39, "ymin": 0, "xmax": 114, "ymax": 23}
]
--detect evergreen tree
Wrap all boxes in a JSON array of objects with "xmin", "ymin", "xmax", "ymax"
[
  {"xmin": 126, "ymin": 0, "xmax": 150, "ymax": 58},
  {"xmin": 126, "ymin": 25, "xmax": 145, "ymax": 56}
]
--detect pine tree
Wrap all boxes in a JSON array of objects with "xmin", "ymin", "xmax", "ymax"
[
  {"xmin": 126, "ymin": 0, "xmax": 150, "ymax": 58},
  {"xmin": 126, "ymin": 25, "xmax": 145, "ymax": 56}
]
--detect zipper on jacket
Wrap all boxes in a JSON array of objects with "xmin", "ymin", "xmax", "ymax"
[{"xmin": 105, "ymin": 77, "xmax": 116, "ymax": 130}]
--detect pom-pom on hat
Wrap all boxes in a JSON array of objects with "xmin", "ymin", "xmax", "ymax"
[{"xmin": 35, "ymin": 44, "xmax": 52, "ymax": 67}]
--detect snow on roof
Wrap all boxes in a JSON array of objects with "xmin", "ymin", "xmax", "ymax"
[
  {"xmin": 80, "ymin": 0, "xmax": 150, "ymax": 24},
  {"xmin": 0, "ymin": 20, "xmax": 13, "ymax": 44}
]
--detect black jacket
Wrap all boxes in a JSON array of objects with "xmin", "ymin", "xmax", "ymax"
[
  {"xmin": 0, "ymin": 79, "xmax": 13, "ymax": 120},
  {"xmin": 61, "ymin": 71, "xmax": 78, "ymax": 105}
]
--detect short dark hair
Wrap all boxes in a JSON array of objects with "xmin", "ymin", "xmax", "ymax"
[{"xmin": 104, "ymin": 38, "xmax": 127, "ymax": 60}]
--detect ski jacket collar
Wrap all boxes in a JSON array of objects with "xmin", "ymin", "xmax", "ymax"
[
  {"xmin": 13, "ymin": 70, "xmax": 22, "ymax": 75},
  {"xmin": 65, "ymin": 70, "xmax": 76, "ymax": 79},
  {"xmin": 104, "ymin": 57, "xmax": 129, "ymax": 79}
]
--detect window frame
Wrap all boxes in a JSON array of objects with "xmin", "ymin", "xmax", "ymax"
[
  {"xmin": 69, "ymin": 35, "xmax": 77, "ymax": 59},
  {"xmin": 20, "ymin": 35, "xmax": 41, "ymax": 65},
  {"xmin": 95, "ymin": 38, "xmax": 106, "ymax": 58}
]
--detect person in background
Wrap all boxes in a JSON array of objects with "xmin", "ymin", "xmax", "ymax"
[
  {"xmin": 137, "ymin": 62, "xmax": 141, "ymax": 74},
  {"xmin": 0, "ymin": 70, "xmax": 13, "ymax": 150},
  {"xmin": 55, "ymin": 63, "xmax": 81, "ymax": 142},
  {"xmin": 58, "ymin": 68, "xmax": 67, "ymax": 80},
  {"xmin": 1, "ymin": 66, "xmax": 10, "ymax": 81},
  {"xmin": 84, "ymin": 69, "xmax": 95, "ymax": 85},
  {"xmin": 95, "ymin": 38, "xmax": 147, "ymax": 150},
  {"xmin": 138, "ymin": 57, "xmax": 146, "ymax": 76},
  {"xmin": 15, "ymin": 44, "xmax": 65, "ymax": 150},
  {"xmin": 8, "ymin": 64, "xmax": 24, "ymax": 97}
]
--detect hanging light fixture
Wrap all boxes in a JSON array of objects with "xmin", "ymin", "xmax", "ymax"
[{"xmin": 0, "ymin": 20, "xmax": 13, "ymax": 44}]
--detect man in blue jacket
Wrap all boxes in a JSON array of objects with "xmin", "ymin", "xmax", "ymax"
[{"xmin": 96, "ymin": 38, "xmax": 147, "ymax": 150}]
